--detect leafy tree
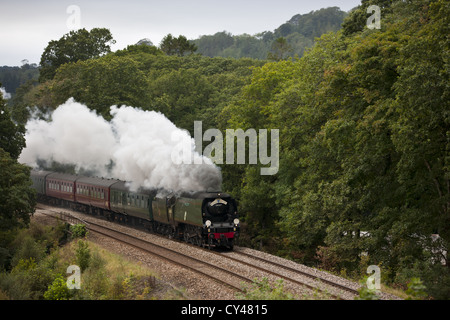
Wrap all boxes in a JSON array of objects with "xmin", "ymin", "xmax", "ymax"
[
  {"xmin": 0, "ymin": 148, "xmax": 36, "ymax": 232},
  {"xmin": 355, "ymin": 277, "xmax": 380, "ymax": 300},
  {"xmin": 75, "ymin": 240, "xmax": 91, "ymax": 272},
  {"xmin": 405, "ymin": 278, "xmax": 427, "ymax": 300},
  {"xmin": 39, "ymin": 28, "xmax": 115, "ymax": 82},
  {"xmin": 195, "ymin": 31, "xmax": 234, "ymax": 57},
  {"xmin": 267, "ymin": 37, "xmax": 293, "ymax": 61},
  {"xmin": 49, "ymin": 55, "xmax": 150, "ymax": 119},
  {"xmin": 160, "ymin": 34, "xmax": 197, "ymax": 56},
  {"xmin": 0, "ymin": 86, "xmax": 25, "ymax": 159},
  {"xmin": 342, "ymin": 0, "xmax": 397, "ymax": 36},
  {"xmin": 0, "ymin": 64, "xmax": 39, "ymax": 98},
  {"xmin": 193, "ymin": 7, "xmax": 346, "ymax": 60},
  {"xmin": 43, "ymin": 275, "xmax": 71, "ymax": 300},
  {"xmin": 0, "ymin": 90, "xmax": 35, "ymax": 231},
  {"xmin": 70, "ymin": 224, "xmax": 88, "ymax": 239},
  {"xmin": 219, "ymin": 0, "xmax": 449, "ymax": 299}
]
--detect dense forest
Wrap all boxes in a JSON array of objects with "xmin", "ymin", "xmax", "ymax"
[
  {"xmin": 0, "ymin": 0, "xmax": 449, "ymax": 299},
  {"xmin": 193, "ymin": 7, "xmax": 347, "ymax": 60},
  {"xmin": 0, "ymin": 63, "xmax": 39, "ymax": 98}
]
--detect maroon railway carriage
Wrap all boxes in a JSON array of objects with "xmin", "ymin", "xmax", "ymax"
[
  {"xmin": 45, "ymin": 172, "xmax": 78, "ymax": 206},
  {"xmin": 75, "ymin": 176, "xmax": 120, "ymax": 214}
]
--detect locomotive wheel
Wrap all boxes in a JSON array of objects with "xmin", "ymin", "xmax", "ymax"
[{"xmin": 183, "ymin": 232, "xmax": 191, "ymax": 244}]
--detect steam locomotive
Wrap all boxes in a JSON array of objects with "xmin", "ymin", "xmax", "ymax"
[{"xmin": 30, "ymin": 170, "xmax": 240, "ymax": 249}]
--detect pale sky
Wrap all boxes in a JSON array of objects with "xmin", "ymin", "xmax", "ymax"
[{"xmin": 0, "ymin": 0, "xmax": 362, "ymax": 66}]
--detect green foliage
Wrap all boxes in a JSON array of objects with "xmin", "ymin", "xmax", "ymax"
[
  {"xmin": 194, "ymin": 7, "xmax": 346, "ymax": 60},
  {"xmin": 19, "ymin": 46, "xmax": 263, "ymax": 133},
  {"xmin": 43, "ymin": 275, "xmax": 71, "ymax": 300},
  {"xmin": 355, "ymin": 277, "xmax": 380, "ymax": 300},
  {"xmin": 0, "ymin": 64, "xmax": 39, "ymax": 99},
  {"xmin": 219, "ymin": 0, "xmax": 450, "ymax": 299},
  {"xmin": 39, "ymin": 28, "xmax": 115, "ymax": 82},
  {"xmin": 342, "ymin": 0, "xmax": 398, "ymax": 36},
  {"xmin": 50, "ymin": 54, "xmax": 149, "ymax": 119},
  {"xmin": 405, "ymin": 278, "xmax": 427, "ymax": 300},
  {"xmin": 160, "ymin": 34, "xmax": 197, "ymax": 56},
  {"xmin": 0, "ymin": 220, "xmax": 163, "ymax": 300},
  {"xmin": 0, "ymin": 91, "xmax": 25, "ymax": 159},
  {"xmin": 69, "ymin": 224, "xmax": 88, "ymax": 239},
  {"xmin": 237, "ymin": 277, "xmax": 295, "ymax": 300},
  {"xmin": 0, "ymin": 222, "xmax": 67, "ymax": 299},
  {"xmin": 267, "ymin": 37, "xmax": 293, "ymax": 61},
  {"xmin": 75, "ymin": 240, "xmax": 91, "ymax": 272},
  {"xmin": 0, "ymin": 149, "xmax": 36, "ymax": 232}
]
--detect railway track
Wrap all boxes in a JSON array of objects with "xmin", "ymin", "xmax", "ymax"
[
  {"xmin": 35, "ymin": 204, "xmax": 394, "ymax": 300},
  {"xmin": 222, "ymin": 248, "xmax": 360, "ymax": 299},
  {"xmin": 38, "ymin": 208, "xmax": 249, "ymax": 293},
  {"xmin": 173, "ymin": 243, "xmax": 360, "ymax": 299}
]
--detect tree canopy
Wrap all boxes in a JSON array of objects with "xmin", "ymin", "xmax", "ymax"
[
  {"xmin": 194, "ymin": 7, "xmax": 347, "ymax": 60},
  {"xmin": 39, "ymin": 28, "xmax": 115, "ymax": 82},
  {"xmin": 160, "ymin": 34, "xmax": 197, "ymax": 56},
  {"xmin": 0, "ymin": 86, "xmax": 35, "ymax": 232},
  {"xmin": 219, "ymin": 0, "xmax": 450, "ymax": 298}
]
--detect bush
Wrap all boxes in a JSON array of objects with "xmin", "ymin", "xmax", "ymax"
[
  {"xmin": 237, "ymin": 277, "xmax": 295, "ymax": 300},
  {"xmin": 70, "ymin": 224, "xmax": 88, "ymax": 239},
  {"xmin": 354, "ymin": 277, "xmax": 380, "ymax": 300},
  {"xmin": 44, "ymin": 275, "xmax": 71, "ymax": 300},
  {"xmin": 75, "ymin": 240, "xmax": 90, "ymax": 272},
  {"xmin": 406, "ymin": 278, "xmax": 427, "ymax": 300}
]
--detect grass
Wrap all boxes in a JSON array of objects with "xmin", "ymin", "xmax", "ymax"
[{"xmin": 53, "ymin": 239, "xmax": 189, "ymax": 300}]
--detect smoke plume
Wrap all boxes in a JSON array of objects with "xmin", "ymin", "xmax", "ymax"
[{"xmin": 19, "ymin": 98, "xmax": 222, "ymax": 193}]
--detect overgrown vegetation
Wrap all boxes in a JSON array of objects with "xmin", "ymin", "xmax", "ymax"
[
  {"xmin": 70, "ymin": 224, "xmax": 88, "ymax": 239},
  {"xmin": 237, "ymin": 277, "xmax": 296, "ymax": 300},
  {"xmin": 193, "ymin": 7, "xmax": 347, "ymax": 60},
  {"xmin": 222, "ymin": 0, "xmax": 449, "ymax": 299},
  {"xmin": 0, "ymin": 220, "xmax": 185, "ymax": 300}
]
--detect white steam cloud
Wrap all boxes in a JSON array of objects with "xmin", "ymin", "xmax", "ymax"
[
  {"xmin": 19, "ymin": 98, "xmax": 222, "ymax": 193},
  {"xmin": 1, "ymin": 87, "xmax": 11, "ymax": 100}
]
